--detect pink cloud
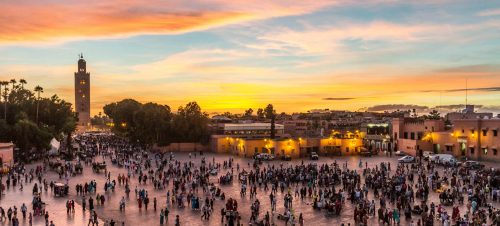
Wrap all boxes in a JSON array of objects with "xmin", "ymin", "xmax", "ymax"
[
  {"xmin": 0, "ymin": 0, "xmax": 337, "ymax": 44},
  {"xmin": 478, "ymin": 8, "xmax": 500, "ymax": 17}
]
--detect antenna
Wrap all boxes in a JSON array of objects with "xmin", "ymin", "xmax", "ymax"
[{"xmin": 465, "ymin": 78, "xmax": 468, "ymax": 107}]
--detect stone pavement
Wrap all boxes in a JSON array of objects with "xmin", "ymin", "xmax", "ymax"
[{"xmin": 0, "ymin": 153, "xmax": 498, "ymax": 226}]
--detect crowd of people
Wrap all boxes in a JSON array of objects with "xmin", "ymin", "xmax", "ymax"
[{"xmin": 0, "ymin": 133, "xmax": 499, "ymax": 226}]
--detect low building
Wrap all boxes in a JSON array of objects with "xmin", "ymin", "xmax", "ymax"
[
  {"xmin": 221, "ymin": 123, "xmax": 285, "ymax": 139},
  {"xmin": 392, "ymin": 117, "xmax": 445, "ymax": 156},
  {"xmin": 281, "ymin": 120, "xmax": 308, "ymax": 137},
  {"xmin": 0, "ymin": 143, "xmax": 14, "ymax": 168},
  {"xmin": 433, "ymin": 118, "xmax": 500, "ymax": 161},
  {"xmin": 445, "ymin": 105, "xmax": 493, "ymax": 122},
  {"xmin": 361, "ymin": 122, "xmax": 393, "ymax": 152},
  {"xmin": 211, "ymin": 135, "xmax": 364, "ymax": 159}
]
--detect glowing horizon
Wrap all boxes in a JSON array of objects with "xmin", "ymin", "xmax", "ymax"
[{"xmin": 1, "ymin": 0, "xmax": 500, "ymax": 115}]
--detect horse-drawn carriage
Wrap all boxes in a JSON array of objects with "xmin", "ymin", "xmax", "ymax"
[
  {"xmin": 92, "ymin": 162, "xmax": 106, "ymax": 173},
  {"xmin": 54, "ymin": 182, "xmax": 69, "ymax": 197}
]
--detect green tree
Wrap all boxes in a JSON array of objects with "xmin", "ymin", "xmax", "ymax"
[
  {"xmin": 133, "ymin": 103, "xmax": 172, "ymax": 146},
  {"xmin": 0, "ymin": 79, "xmax": 76, "ymax": 162},
  {"xmin": 425, "ymin": 110, "xmax": 441, "ymax": 120},
  {"xmin": 1, "ymin": 81, "xmax": 9, "ymax": 120},
  {"xmin": 264, "ymin": 104, "xmax": 276, "ymax": 139},
  {"xmin": 13, "ymin": 118, "xmax": 52, "ymax": 159},
  {"xmin": 19, "ymin": 79, "xmax": 27, "ymax": 89},
  {"xmin": 103, "ymin": 99, "xmax": 142, "ymax": 136},
  {"xmin": 244, "ymin": 108, "xmax": 253, "ymax": 117},
  {"xmin": 256, "ymin": 108, "xmax": 264, "ymax": 120},
  {"xmin": 34, "ymin": 85, "xmax": 43, "ymax": 124},
  {"xmin": 173, "ymin": 102, "xmax": 210, "ymax": 144}
]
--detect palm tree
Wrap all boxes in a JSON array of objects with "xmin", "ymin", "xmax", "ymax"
[
  {"xmin": 9, "ymin": 79, "xmax": 16, "ymax": 90},
  {"xmin": 1, "ymin": 81, "xmax": 9, "ymax": 120},
  {"xmin": 19, "ymin": 79, "xmax": 27, "ymax": 89},
  {"xmin": 34, "ymin": 85, "xmax": 43, "ymax": 124}
]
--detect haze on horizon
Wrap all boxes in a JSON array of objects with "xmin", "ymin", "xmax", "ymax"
[{"xmin": 1, "ymin": 0, "xmax": 500, "ymax": 115}]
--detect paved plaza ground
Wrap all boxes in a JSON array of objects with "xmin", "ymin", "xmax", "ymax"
[{"xmin": 0, "ymin": 152, "xmax": 498, "ymax": 226}]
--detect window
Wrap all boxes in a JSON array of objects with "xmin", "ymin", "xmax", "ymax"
[
  {"xmin": 462, "ymin": 129, "xmax": 465, "ymax": 134},
  {"xmin": 395, "ymin": 132, "xmax": 398, "ymax": 139},
  {"xmin": 255, "ymin": 147, "xmax": 258, "ymax": 153},
  {"xmin": 470, "ymin": 148, "xmax": 475, "ymax": 154},
  {"xmin": 494, "ymin": 130, "xmax": 498, "ymax": 137},
  {"xmin": 80, "ymin": 80, "xmax": 86, "ymax": 85},
  {"xmin": 482, "ymin": 130, "xmax": 487, "ymax": 136},
  {"xmin": 346, "ymin": 147, "xmax": 349, "ymax": 152},
  {"xmin": 493, "ymin": 149, "xmax": 498, "ymax": 155},
  {"xmin": 483, "ymin": 148, "xmax": 488, "ymax": 155},
  {"xmin": 410, "ymin": 132, "xmax": 415, "ymax": 140},
  {"xmin": 417, "ymin": 132, "xmax": 423, "ymax": 140},
  {"xmin": 471, "ymin": 129, "xmax": 475, "ymax": 134},
  {"xmin": 404, "ymin": 132, "xmax": 408, "ymax": 139}
]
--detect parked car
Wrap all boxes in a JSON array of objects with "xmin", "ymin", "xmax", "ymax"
[
  {"xmin": 431, "ymin": 154, "xmax": 458, "ymax": 166},
  {"xmin": 395, "ymin": 151, "xmax": 406, "ymax": 156},
  {"xmin": 281, "ymin": 155, "xmax": 292, "ymax": 161},
  {"xmin": 262, "ymin": 153, "xmax": 275, "ymax": 161},
  {"xmin": 398, "ymin": 155, "xmax": 416, "ymax": 163},
  {"xmin": 310, "ymin": 152, "xmax": 319, "ymax": 160},
  {"xmin": 254, "ymin": 153, "xmax": 275, "ymax": 161},
  {"xmin": 422, "ymin": 151, "xmax": 433, "ymax": 160},
  {"xmin": 461, "ymin": 160, "xmax": 485, "ymax": 170},
  {"xmin": 359, "ymin": 150, "xmax": 373, "ymax": 157}
]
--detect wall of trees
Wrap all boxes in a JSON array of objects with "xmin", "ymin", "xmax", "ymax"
[
  {"xmin": 103, "ymin": 99, "xmax": 210, "ymax": 146},
  {"xmin": 0, "ymin": 79, "xmax": 77, "ymax": 159}
]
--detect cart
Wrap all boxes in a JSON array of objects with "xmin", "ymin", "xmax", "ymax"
[
  {"xmin": 92, "ymin": 162, "xmax": 107, "ymax": 173},
  {"xmin": 54, "ymin": 183, "xmax": 69, "ymax": 197}
]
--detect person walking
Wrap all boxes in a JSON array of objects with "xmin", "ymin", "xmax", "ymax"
[
  {"xmin": 175, "ymin": 215, "xmax": 180, "ymax": 226},
  {"xmin": 160, "ymin": 210, "xmax": 164, "ymax": 225}
]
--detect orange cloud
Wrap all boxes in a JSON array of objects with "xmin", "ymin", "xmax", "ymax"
[{"xmin": 0, "ymin": 0, "xmax": 335, "ymax": 44}]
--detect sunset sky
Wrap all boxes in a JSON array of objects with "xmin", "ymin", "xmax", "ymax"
[{"xmin": 1, "ymin": 0, "xmax": 500, "ymax": 115}]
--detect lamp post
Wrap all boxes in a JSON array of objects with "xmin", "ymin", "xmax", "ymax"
[{"xmin": 298, "ymin": 138, "xmax": 302, "ymax": 157}]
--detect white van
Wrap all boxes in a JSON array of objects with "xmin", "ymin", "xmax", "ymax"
[{"xmin": 431, "ymin": 154, "xmax": 457, "ymax": 166}]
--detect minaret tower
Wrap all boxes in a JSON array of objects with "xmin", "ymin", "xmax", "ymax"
[{"xmin": 74, "ymin": 53, "xmax": 91, "ymax": 127}]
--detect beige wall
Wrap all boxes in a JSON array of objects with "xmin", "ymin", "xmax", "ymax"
[
  {"xmin": 450, "ymin": 119, "xmax": 500, "ymax": 161},
  {"xmin": 393, "ymin": 118, "xmax": 445, "ymax": 156},
  {"xmin": 418, "ymin": 119, "xmax": 500, "ymax": 162},
  {"xmin": 397, "ymin": 139, "xmax": 433, "ymax": 156},
  {"xmin": 211, "ymin": 136, "xmax": 363, "ymax": 158},
  {"xmin": 0, "ymin": 143, "xmax": 14, "ymax": 167},
  {"xmin": 154, "ymin": 143, "xmax": 209, "ymax": 153}
]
